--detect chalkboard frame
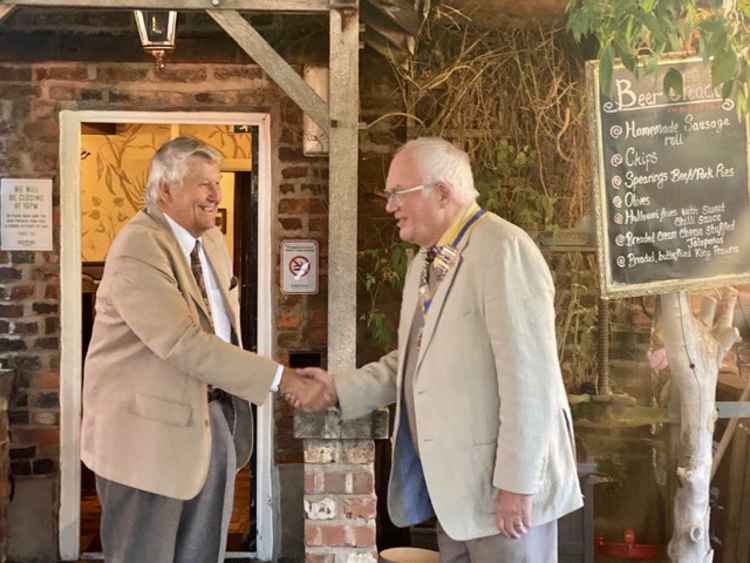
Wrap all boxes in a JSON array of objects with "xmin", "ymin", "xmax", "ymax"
[{"xmin": 587, "ymin": 55, "xmax": 750, "ymax": 299}]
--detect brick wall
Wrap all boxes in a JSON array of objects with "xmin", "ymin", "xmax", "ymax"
[
  {"xmin": 0, "ymin": 59, "xmax": 329, "ymax": 533},
  {"xmin": 296, "ymin": 409, "xmax": 389, "ymax": 563}
]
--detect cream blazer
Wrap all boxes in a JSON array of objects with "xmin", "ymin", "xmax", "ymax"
[
  {"xmin": 81, "ymin": 205, "xmax": 277, "ymax": 500},
  {"xmin": 336, "ymin": 212, "xmax": 583, "ymax": 540}
]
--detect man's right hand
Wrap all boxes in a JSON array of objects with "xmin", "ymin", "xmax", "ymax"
[{"xmin": 280, "ymin": 367, "xmax": 337, "ymax": 412}]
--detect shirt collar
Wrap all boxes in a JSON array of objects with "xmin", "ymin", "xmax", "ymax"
[
  {"xmin": 163, "ymin": 212, "xmax": 200, "ymax": 259},
  {"xmin": 435, "ymin": 201, "xmax": 481, "ymax": 248}
]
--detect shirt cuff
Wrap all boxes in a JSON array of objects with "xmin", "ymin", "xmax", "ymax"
[{"xmin": 270, "ymin": 364, "xmax": 284, "ymax": 393}]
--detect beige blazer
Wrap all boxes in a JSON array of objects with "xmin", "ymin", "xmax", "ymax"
[
  {"xmin": 336, "ymin": 212, "xmax": 583, "ymax": 540},
  {"xmin": 81, "ymin": 205, "xmax": 278, "ymax": 500}
]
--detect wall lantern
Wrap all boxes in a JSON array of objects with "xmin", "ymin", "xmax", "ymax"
[{"xmin": 133, "ymin": 10, "xmax": 178, "ymax": 71}]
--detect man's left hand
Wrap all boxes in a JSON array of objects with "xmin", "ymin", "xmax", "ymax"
[{"xmin": 495, "ymin": 489, "xmax": 532, "ymax": 539}]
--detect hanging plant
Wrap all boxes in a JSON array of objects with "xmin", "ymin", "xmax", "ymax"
[{"xmin": 566, "ymin": 0, "xmax": 750, "ymax": 113}]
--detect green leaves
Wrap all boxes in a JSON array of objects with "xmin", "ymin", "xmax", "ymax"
[
  {"xmin": 712, "ymin": 48, "xmax": 737, "ymax": 87},
  {"xmin": 567, "ymin": 0, "xmax": 750, "ymax": 111}
]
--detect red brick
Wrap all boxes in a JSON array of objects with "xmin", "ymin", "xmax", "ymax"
[
  {"xmin": 344, "ymin": 441, "xmax": 375, "ymax": 464},
  {"xmin": 342, "ymin": 496, "xmax": 377, "ymax": 520},
  {"xmin": 309, "ymin": 217, "xmax": 328, "ymax": 234},
  {"xmin": 277, "ymin": 311, "xmax": 302, "ymax": 330},
  {"xmin": 0, "ymin": 304, "xmax": 24, "ymax": 318},
  {"xmin": 320, "ymin": 523, "xmax": 347, "ymax": 546},
  {"xmin": 10, "ymin": 427, "xmax": 58, "ymax": 447},
  {"xmin": 10, "ymin": 285, "xmax": 34, "ymax": 300},
  {"xmin": 48, "ymin": 86, "xmax": 78, "ymax": 101},
  {"xmin": 213, "ymin": 66, "xmax": 264, "ymax": 81},
  {"xmin": 98, "ymin": 66, "xmax": 150, "ymax": 82},
  {"xmin": 279, "ymin": 146, "xmax": 304, "ymax": 162},
  {"xmin": 30, "ymin": 370, "xmax": 58, "ymax": 390},
  {"xmin": 45, "ymin": 316, "xmax": 59, "ymax": 335},
  {"xmin": 305, "ymin": 554, "xmax": 334, "ymax": 563},
  {"xmin": 352, "ymin": 471, "xmax": 374, "ymax": 494},
  {"xmin": 305, "ymin": 470, "xmax": 318, "ymax": 494},
  {"xmin": 279, "ymin": 198, "xmax": 327, "ymax": 215},
  {"xmin": 45, "ymin": 283, "xmax": 59, "ymax": 300},
  {"xmin": 0, "ymin": 267, "xmax": 22, "ymax": 283},
  {"xmin": 353, "ymin": 525, "xmax": 376, "ymax": 546},
  {"xmin": 305, "ymin": 522, "xmax": 322, "ymax": 546},
  {"xmin": 35, "ymin": 66, "xmax": 89, "ymax": 81},
  {"xmin": 323, "ymin": 471, "xmax": 348, "ymax": 493},
  {"xmin": 0, "ymin": 66, "xmax": 32, "ymax": 82},
  {"xmin": 279, "ymin": 217, "xmax": 303, "ymax": 231},
  {"xmin": 282, "ymin": 166, "xmax": 309, "ymax": 179}
]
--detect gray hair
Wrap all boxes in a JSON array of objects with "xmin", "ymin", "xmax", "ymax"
[
  {"xmin": 144, "ymin": 136, "xmax": 223, "ymax": 206},
  {"xmin": 396, "ymin": 137, "xmax": 479, "ymax": 205}
]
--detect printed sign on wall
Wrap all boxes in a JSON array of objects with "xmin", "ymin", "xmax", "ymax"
[
  {"xmin": 281, "ymin": 239, "xmax": 319, "ymax": 294},
  {"xmin": 1, "ymin": 178, "xmax": 53, "ymax": 251}
]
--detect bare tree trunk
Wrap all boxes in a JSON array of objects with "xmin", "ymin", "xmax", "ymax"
[{"xmin": 660, "ymin": 290, "xmax": 740, "ymax": 563}]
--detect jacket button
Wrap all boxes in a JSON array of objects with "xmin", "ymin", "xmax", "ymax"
[{"xmin": 204, "ymin": 420, "xmax": 209, "ymax": 427}]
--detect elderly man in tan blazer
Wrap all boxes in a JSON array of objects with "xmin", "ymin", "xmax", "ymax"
[
  {"xmin": 296, "ymin": 138, "xmax": 582, "ymax": 562},
  {"xmin": 82, "ymin": 136, "xmax": 319, "ymax": 563}
]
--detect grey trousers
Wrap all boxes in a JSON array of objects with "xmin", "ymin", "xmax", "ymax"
[
  {"xmin": 436, "ymin": 520, "xmax": 558, "ymax": 563},
  {"xmin": 96, "ymin": 401, "xmax": 237, "ymax": 563}
]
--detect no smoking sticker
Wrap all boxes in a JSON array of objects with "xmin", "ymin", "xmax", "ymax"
[
  {"xmin": 281, "ymin": 240, "xmax": 318, "ymax": 294},
  {"xmin": 289, "ymin": 255, "xmax": 311, "ymax": 279}
]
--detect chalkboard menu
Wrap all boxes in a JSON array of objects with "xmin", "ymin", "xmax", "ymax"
[{"xmin": 588, "ymin": 57, "xmax": 750, "ymax": 298}]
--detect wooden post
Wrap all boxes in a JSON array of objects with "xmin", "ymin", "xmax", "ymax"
[
  {"xmin": 327, "ymin": 3, "xmax": 359, "ymax": 376},
  {"xmin": 660, "ymin": 290, "xmax": 740, "ymax": 563},
  {"xmin": 206, "ymin": 9, "xmax": 329, "ymax": 132},
  {"xmin": 0, "ymin": 4, "xmax": 14, "ymax": 22}
]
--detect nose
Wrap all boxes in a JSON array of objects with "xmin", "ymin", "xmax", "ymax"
[
  {"xmin": 385, "ymin": 194, "xmax": 398, "ymax": 214},
  {"xmin": 209, "ymin": 182, "xmax": 222, "ymax": 203}
]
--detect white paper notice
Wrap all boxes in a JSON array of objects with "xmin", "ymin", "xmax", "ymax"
[{"xmin": 1, "ymin": 178, "xmax": 53, "ymax": 251}]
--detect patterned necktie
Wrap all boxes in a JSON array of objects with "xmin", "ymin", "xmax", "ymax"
[{"xmin": 190, "ymin": 240, "xmax": 213, "ymax": 327}]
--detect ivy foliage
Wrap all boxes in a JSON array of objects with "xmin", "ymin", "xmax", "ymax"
[{"xmin": 566, "ymin": 0, "xmax": 750, "ymax": 113}]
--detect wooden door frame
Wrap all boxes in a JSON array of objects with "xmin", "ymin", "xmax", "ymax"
[{"xmin": 59, "ymin": 110, "xmax": 275, "ymax": 561}]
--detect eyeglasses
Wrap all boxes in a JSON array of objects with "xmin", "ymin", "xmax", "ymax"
[{"xmin": 377, "ymin": 184, "xmax": 431, "ymax": 206}]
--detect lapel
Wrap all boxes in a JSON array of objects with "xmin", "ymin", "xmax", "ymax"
[
  {"xmin": 397, "ymin": 251, "xmax": 424, "ymax": 386},
  {"xmin": 414, "ymin": 252, "xmax": 463, "ymax": 372},
  {"xmin": 144, "ymin": 204, "xmax": 213, "ymax": 325},
  {"xmin": 413, "ymin": 214, "xmax": 486, "ymax": 373},
  {"xmin": 202, "ymin": 231, "xmax": 240, "ymax": 336}
]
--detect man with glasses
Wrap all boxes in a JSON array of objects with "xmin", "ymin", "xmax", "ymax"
[{"xmin": 293, "ymin": 137, "xmax": 581, "ymax": 562}]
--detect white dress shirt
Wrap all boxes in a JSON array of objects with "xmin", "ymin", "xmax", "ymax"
[{"xmin": 164, "ymin": 213, "xmax": 283, "ymax": 390}]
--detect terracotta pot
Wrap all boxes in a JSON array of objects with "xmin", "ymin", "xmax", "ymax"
[{"xmin": 379, "ymin": 547, "xmax": 440, "ymax": 563}]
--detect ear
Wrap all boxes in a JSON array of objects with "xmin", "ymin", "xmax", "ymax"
[
  {"xmin": 157, "ymin": 180, "xmax": 172, "ymax": 204},
  {"xmin": 435, "ymin": 182, "xmax": 452, "ymax": 206}
]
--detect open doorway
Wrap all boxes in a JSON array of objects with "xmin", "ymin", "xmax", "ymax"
[{"xmin": 59, "ymin": 111, "xmax": 275, "ymax": 561}]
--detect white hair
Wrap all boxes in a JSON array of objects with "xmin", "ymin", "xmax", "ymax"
[
  {"xmin": 396, "ymin": 137, "xmax": 479, "ymax": 205},
  {"xmin": 144, "ymin": 136, "xmax": 223, "ymax": 206}
]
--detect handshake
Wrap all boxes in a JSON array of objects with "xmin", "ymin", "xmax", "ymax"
[{"xmin": 279, "ymin": 367, "xmax": 338, "ymax": 412}]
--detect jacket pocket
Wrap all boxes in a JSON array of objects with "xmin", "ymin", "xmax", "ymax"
[{"xmin": 132, "ymin": 393, "xmax": 193, "ymax": 427}]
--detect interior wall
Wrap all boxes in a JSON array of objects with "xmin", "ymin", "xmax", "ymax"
[{"xmin": 80, "ymin": 123, "xmax": 246, "ymax": 262}]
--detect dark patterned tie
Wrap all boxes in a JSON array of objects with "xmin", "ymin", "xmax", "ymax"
[{"xmin": 190, "ymin": 240, "xmax": 213, "ymax": 327}]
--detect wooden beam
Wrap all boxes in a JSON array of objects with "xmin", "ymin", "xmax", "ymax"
[
  {"xmin": 207, "ymin": 9, "xmax": 329, "ymax": 132},
  {"xmin": 0, "ymin": 4, "xmax": 15, "ymax": 22},
  {"xmin": 1, "ymin": 0, "xmax": 327, "ymax": 10},
  {"xmin": 326, "ymin": 6, "xmax": 359, "ymax": 375}
]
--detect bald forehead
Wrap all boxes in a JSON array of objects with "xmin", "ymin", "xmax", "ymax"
[{"xmin": 387, "ymin": 148, "xmax": 424, "ymax": 187}]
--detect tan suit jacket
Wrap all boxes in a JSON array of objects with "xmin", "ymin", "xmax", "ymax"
[
  {"xmin": 81, "ymin": 205, "xmax": 277, "ymax": 500},
  {"xmin": 336, "ymin": 212, "xmax": 583, "ymax": 540}
]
